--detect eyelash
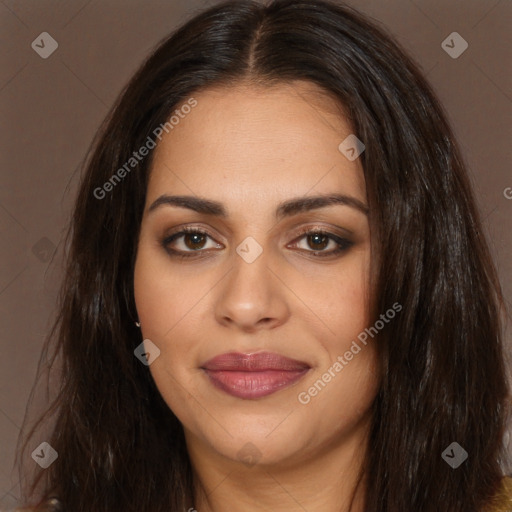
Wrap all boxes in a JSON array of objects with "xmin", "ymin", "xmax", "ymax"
[{"xmin": 161, "ymin": 226, "xmax": 353, "ymax": 260}]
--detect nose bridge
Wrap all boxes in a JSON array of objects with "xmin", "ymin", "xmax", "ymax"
[
  {"xmin": 228, "ymin": 239, "xmax": 272, "ymax": 308},
  {"xmin": 214, "ymin": 236, "xmax": 288, "ymax": 329}
]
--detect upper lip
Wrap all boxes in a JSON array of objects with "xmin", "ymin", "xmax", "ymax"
[{"xmin": 201, "ymin": 352, "xmax": 310, "ymax": 371}]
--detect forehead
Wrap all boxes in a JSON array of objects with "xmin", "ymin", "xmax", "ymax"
[{"xmin": 147, "ymin": 81, "xmax": 366, "ymax": 208}]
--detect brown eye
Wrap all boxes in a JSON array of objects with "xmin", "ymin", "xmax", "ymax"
[
  {"xmin": 306, "ymin": 233, "xmax": 330, "ymax": 251},
  {"xmin": 183, "ymin": 232, "xmax": 207, "ymax": 250},
  {"xmin": 161, "ymin": 228, "xmax": 223, "ymax": 258},
  {"xmin": 289, "ymin": 229, "xmax": 354, "ymax": 257},
  {"xmin": 161, "ymin": 227, "xmax": 353, "ymax": 260}
]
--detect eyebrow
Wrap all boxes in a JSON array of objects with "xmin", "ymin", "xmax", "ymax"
[{"xmin": 147, "ymin": 193, "xmax": 369, "ymax": 219}]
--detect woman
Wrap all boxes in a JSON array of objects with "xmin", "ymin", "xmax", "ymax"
[{"xmin": 15, "ymin": 0, "xmax": 511, "ymax": 510}]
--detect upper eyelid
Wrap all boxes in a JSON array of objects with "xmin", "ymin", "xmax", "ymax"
[{"xmin": 164, "ymin": 225, "xmax": 345, "ymax": 239}]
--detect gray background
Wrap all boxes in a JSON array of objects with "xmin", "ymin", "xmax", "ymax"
[{"xmin": 0, "ymin": 0, "xmax": 510, "ymax": 507}]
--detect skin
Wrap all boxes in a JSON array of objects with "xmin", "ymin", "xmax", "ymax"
[{"xmin": 134, "ymin": 80, "xmax": 380, "ymax": 512}]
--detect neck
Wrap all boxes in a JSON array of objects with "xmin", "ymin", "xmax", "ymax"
[{"xmin": 187, "ymin": 415, "xmax": 371, "ymax": 512}]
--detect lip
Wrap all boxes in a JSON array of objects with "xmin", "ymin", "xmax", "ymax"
[{"xmin": 201, "ymin": 352, "xmax": 311, "ymax": 399}]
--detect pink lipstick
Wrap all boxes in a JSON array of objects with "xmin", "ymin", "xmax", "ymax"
[{"xmin": 201, "ymin": 352, "xmax": 310, "ymax": 399}]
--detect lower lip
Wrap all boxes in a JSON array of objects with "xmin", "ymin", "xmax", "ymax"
[{"xmin": 203, "ymin": 369, "xmax": 309, "ymax": 399}]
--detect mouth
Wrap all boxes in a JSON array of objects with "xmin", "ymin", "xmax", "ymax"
[{"xmin": 200, "ymin": 351, "xmax": 311, "ymax": 399}]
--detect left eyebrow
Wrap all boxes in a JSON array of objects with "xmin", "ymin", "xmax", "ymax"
[
  {"xmin": 146, "ymin": 193, "xmax": 369, "ymax": 218},
  {"xmin": 275, "ymin": 193, "xmax": 368, "ymax": 219}
]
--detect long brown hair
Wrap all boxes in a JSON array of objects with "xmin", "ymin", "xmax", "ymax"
[{"xmin": 18, "ymin": 1, "xmax": 510, "ymax": 510}]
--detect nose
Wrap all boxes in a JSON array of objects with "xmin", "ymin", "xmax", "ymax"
[{"xmin": 214, "ymin": 247, "xmax": 290, "ymax": 333}]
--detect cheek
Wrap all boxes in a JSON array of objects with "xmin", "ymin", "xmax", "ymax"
[
  {"xmin": 133, "ymin": 246, "xmax": 207, "ymax": 415},
  {"xmin": 294, "ymin": 249, "xmax": 371, "ymax": 344},
  {"xmin": 133, "ymin": 246, "xmax": 203, "ymax": 338},
  {"xmin": 331, "ymin": 256, "xmax": 377, "ymax": 385},
  {"xmin": 334, "ymin": 249, "xmax": 371, "ymax": 330},
  {"xmin": 294, "ymin": 250, "xmax": 377, "ymax": 414}
]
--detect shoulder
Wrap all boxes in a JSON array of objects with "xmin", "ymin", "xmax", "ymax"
[
  {"xmin": 6, "ymin": 497, "xmax": 63, "ymax": 512},
  {"xmin": 0, "ymin": 509, "xmax": 33, "ymax": 512},
  {"xmin": 487, "ymin": 476, "xmax": 512, "ymax": 512},
  {"xmin": 5, "ymin": 507, "xmax": 43, "ymax": 512}
]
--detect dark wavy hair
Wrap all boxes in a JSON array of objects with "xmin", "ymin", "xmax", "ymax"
[{"xmin": 18, "ymin": 0, "xmax": 510, "ymax": 510}]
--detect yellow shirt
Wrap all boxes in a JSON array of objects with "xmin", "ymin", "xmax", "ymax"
[{"xmin": 488, "ymin": 476, "xmax": 512, "ymax": 511}]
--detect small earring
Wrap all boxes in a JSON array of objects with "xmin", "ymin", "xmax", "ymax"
[{"xmin": 135, "ymin": 321, "xmax": 141, "ymax": 328}]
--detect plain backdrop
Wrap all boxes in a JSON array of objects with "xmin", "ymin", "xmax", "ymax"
[{"xmin": 0, "ymin": 0, "xmax": 510, "ymax": 507}]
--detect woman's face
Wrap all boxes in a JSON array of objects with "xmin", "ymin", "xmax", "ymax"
[{"xmin": 134, "ymin": 81, "xmax": 379, "ymax": 468}]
